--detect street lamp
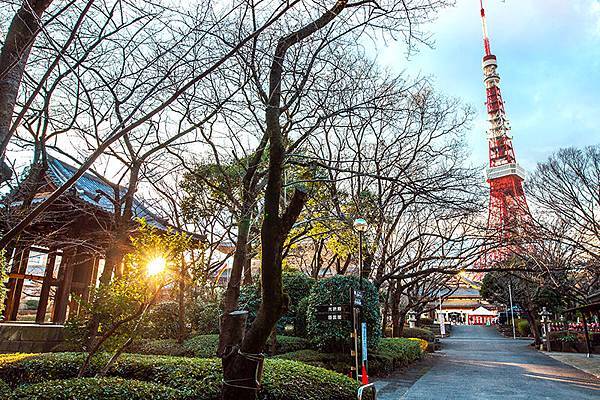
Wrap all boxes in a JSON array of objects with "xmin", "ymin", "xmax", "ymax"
[
  {"xmin": 540, "ymin": 307, "xmax": 552, "ymax": 352},
  {"xmin": 353, "ymin": 218, "xmax": 368, "ymax": 284},
  {"xmin": 353, "ymin": 218, "xmax": 368, "ymax": 384}
]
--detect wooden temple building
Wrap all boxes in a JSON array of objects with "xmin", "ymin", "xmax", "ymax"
[{"xmin": 0, "ymin": 157, "xmax": 177, "ymax": 351}]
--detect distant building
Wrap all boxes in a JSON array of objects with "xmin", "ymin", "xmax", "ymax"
[{"xmin": 435, "ymin": 285, "xmax": 499, "ymax": 326}]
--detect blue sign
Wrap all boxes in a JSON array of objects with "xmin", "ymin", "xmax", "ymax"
[{"xmin": 361, "ymin": 322, "xmax": 368, "ymax": 362}]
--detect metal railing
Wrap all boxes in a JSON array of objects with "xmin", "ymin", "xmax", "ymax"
[{"xmin": 357, "ymin": 383, "xmax": 377, "ymax": 400}]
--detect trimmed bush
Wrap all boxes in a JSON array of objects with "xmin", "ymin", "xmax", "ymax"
[
  {"xmin": 401, "ymin": 327, "xmax": 435, "ymax": 342},
  {"xmin": 0, "ymin": 379, "xmax": 11, "ymax": 398},
  {"xmin": 261, "ymin": 358, "xmax": 358, "ymax": 400},
  {"xmin": 0, "ymin": 353, "xmax": 360, "ymax": 400},
  {"xmin": 238, "ymin": 272, "xmax": 315, "ymax": 335},
  {"xmin": 182, "ymin": 334, "xmax": 219, "ymax": 357},
  {"xmin": 407, "ymin": 338, "xmax": 429, "ymax": 353},
  {"xmin": 295, "ymin": 297, "xmax": 310, "ymax": 337},
  {"xmin": 279, "ymin": 272, "xmax": 316, "ymax": 335},
  {"xmin": 372, "ymin": 338, "xmax": 422, "ymax": 374},
  {"xmin": 128, "ymin": 339, "xmax": 191, "ymax": 357},
  {"xmin": 11, "ymin": 377, "xmax": 180, "ymax": 400},
  {"xmin": 516, "ymin": 319, "xmax": 531, "ymax": 337},
  {"xmin": 127, "ymin": 335, "xmax": 309, "ymax": 358},
  {"xmin": 274, "ymin": 350, "xmax": 349, "ymax": 373},
  {"xmin": 276, "ymin": 338, "xmax": 423, "ymax": 377},
  {"xmin": 273, "ymin": 336, "xmax": 310, "ymax": 354},
  {"xmin": 188, "ymin": 300, "xmax": 221, "ymax": 335},
  {"xmin": 306, "ymin": 275, "xmax": 381, "ymax": 352}
]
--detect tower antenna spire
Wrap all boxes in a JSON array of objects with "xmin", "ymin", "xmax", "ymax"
[{"xmin": 480, "ymin": 0, "xmax": 492, "ymax": 56}]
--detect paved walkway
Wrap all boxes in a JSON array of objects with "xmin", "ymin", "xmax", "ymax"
[
  {"xmin": 545, "ymin": 352, "xmax": 600, "ymax": 379},
  {"xmin": 376, "ymin": 325, "xmax": 600, "ymax": 400}
]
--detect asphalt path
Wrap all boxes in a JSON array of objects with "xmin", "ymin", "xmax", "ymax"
[{"xmin": 376, "ymin": 325, "xmax": 600, "ymax": 400}]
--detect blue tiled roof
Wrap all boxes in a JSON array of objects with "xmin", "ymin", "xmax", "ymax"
[{"xmin": 47, "ymin": 156, "xmax": 167, "ymax": 230}]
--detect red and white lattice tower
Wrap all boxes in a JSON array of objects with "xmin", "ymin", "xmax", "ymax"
[{"xmin": 479, "ymin": 1, "xmax": 531, "ymax": 269}]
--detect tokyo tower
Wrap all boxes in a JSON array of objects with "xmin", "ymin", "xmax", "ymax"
[{"xmin": 479, "ymin": 0, "xmax": 531, "ymax": 266}]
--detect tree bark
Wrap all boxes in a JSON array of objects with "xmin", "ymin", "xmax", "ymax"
[{"xmin": 0, "ymin": 0, "xmax": 54, "ymax": 181}]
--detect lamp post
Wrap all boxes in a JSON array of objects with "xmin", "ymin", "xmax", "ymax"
[
  {"xmin": 540, "ymin": 307, "xmax": 552, "ymax": 352},
  {"xmin": 353, "ymin": 218, "xmax": 368, "ymax": 286},
  {"xmin": 508, "ymin": 280, "xmax": 516, "ymax": 339},
  {"xmin": 353, "ymin": 218, "xmax": 368, "ymax": 384}
]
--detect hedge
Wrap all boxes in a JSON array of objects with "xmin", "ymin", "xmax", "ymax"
[
  {"xmin": 0, "ymin": 353, "xmax": 360, "ymax": 400},
  {"xmin": 276, "ymin": 337, "xmax": 423, "ymax": 376},
  {"xmin": 128, "ymin": 335, "xmax": 310, "ymax": 358},
  {"xmin": 128, "ymin": 339, "xmax": 193, "ymax": 357},
  {"xmin": 238, "ymin": 272, "xmax": 315, "ymax": 336},
  {"xmin": 406, "ymin": 338, "xmax": 429, "ymax": 353},
  {"xmin": 182, "ymin": 334, "xmax": 219, "ymax": 357},
  {"xmin": 0, "ymin": 379, "xmax": 11, "ymax": 398},
  {"xmin": 401, "ymin": 327, "xmax": 435, "ymax": 342},
  {"xmin": 11, "ymin": 377, "xmax": 180, "ymax": 400},
  {"xmin": 306, "ymin": 275, "xmax": 381, "ymax": 352}
]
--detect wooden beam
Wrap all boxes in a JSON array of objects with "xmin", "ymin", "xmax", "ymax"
[
  {"xmin": 36, "ymin": 249, "xmax": 57, "ymax": 324},
  {"xmin": 5, "ymin": 247, "xmax": 30, "ymax": 321},
  {"xmin": 53, "ymin": 251, "xmax": 75, "ymax": 324}
]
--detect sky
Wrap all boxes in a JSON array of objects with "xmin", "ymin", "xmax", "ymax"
[{"xmin": 379, "ymin": 0, "xmax": 600, "ymax": 172}]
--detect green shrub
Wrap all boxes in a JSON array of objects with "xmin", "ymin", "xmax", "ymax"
[
  {"xmin": 294, "ymin": 297, "xmax": 310, "ymax": 337},
  {"xmin": 276, "ymin": 338, "xmax": 422, "ymax": 377},
  {"xmin": 306, "ymin": 275, "xmax": 381, "ymax": 352},
  {"xmin": 126, "ymin": 335, "xmax": 308, "ymax": 358},
  {"xmin": 0, "ymin": 353, "xmax": 90, "ymax": 385},
  {"xmin": 25, "ymin": 299, "xmax": 39, "ymax": 310},
  {"xmin": 401, "ymin": 327, "xmax": 435, "ymax": 342},
  {"xmin": 279, "ymin": 272, "xmax": 315, "ymax": 334},
  {"xmin": 143, "ymin": 301, "xmax": 182, "ymax": 340},
  {"xmin": 188, "ymin": 300, "xmax": 221, "ymax": 335},
  {"xmin": 261, "ymin": 358, "xmax": 358, "ymax": 400},
  {"xmin": 182, "ymin": 334, "xmax": 219, "ymax": 357},
  {"xmin": 128, "ymin": 339, "xmax": 191, "ymax": 357},
  {"xmin": 417, "ymin": 317, "xmax": 434, "ymax": 326},
  {"xmin": 239, "ymin": 272, "xmax": 315, "ymax": 335},
  {"xmin": 0, "ymin": 379, "xmax": 11, "ymax": 398},
  {"xmin": 0, "ymin": 353, "xmax": 360, "ymax": 400},
  {"xmin": 516, "ymin": 319, "xmax": 531, "ymax": 337},
  {"xmin": 273, "ymin": 336, "xmax": 310, "ymax": 354},
  {"xmin": 11, "ymin": 377, "xmax": 181, "ymax": 400}
]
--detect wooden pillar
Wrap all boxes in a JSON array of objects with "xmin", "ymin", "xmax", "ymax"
[
  {"xmin": 36, "ymin": 249, "xmax": 58, "ymax": 324},
  {"xmin": 53, "ymin": 250, "xmax": 75, "ymax": 324},
  {"xmin": 69, "ymin": 252, "xmax": 95, "ymax": 317},
  {"xmin": 85, "ymin": 256, "xmax": 100, "ymax": 303},
  {"xmin": 5, "ymin": 247, "xmax": 31, "ymax": 321}
]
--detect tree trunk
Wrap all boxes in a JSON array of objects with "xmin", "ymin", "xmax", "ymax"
[
  {"xmin": 0, "ymin": 0, "xmax": 53, "ymax": 182},
  {"xmin": 219, "ymin": 216, "xmax": 252, "ymax": 356},
  {"xmin": 525, "ymin": 309, "xmax": 542, "ymax": 345},
  {"xmin": 221, "ymin": 3, "xmax": 348, "ymax": 398},
  {"xmin": 243, "ymin": 245, "xmax": 253, "ymax": 285},
  {"xmin": 381, "ymin": 285, "xmax": 391, "ymax": 336}
]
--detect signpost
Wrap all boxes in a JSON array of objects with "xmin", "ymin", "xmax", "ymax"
[
  {"xmin": 315, "ymin": 289, "xmax": 369, "ymax": 384},
  {"xmin": 316, "ymin": 305, "xmax": 352, "ymax": 321}
]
